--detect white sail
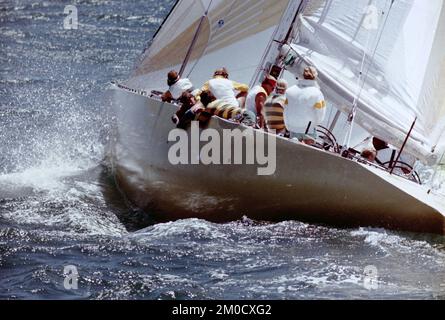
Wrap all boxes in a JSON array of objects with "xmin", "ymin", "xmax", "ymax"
[
  {"xmin": 127, "ymin": 0, "xmax": 292, "ymax": 92},
  {"xmin": 285, "ymin": 0, "xmax": 445, "ymax": 165}
]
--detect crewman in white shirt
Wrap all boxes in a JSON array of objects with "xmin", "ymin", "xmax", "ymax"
[
  {"xmin": 162, "ymin": 70, "xmax": 195, "ymax": 103},
  {"xmin": 245, "ymin": 74, "xmax": 277, "ymax": 128},
  {"xmin": 200, "ymin": 68, "xmax": 249, "ymax": 108},
  {"xmin": 285, "ymin": 66, "xmax": 326, "ymax": 141}
]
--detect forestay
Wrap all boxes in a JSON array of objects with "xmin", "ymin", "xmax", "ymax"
[
  {"xmin": 128, "ymin": 0, "xmax": 292, "ymax": 94},
  {"xmin": 285, "ymin": 0, "xmax": 445, "ymax": 165}
]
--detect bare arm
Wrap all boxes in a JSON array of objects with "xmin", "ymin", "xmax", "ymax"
[
  {"xmin": 232, "ymin": 81, "xmax": 249, "ymax": 93},
  {"xmin": 161, "ymin": 91, "xmax": 173, "ymax": 103},
  {"xmin": 201, "ymin": 81, "xmax": 210, "ymax": 93},
  {"xmin": 255, "ymin": 93, "xmax": 267, "ymax": 128}
]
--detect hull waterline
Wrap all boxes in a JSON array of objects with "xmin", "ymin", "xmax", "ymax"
[{"xmin": 109, "ymin": 87, "xmax": 445, "ymax": 235}]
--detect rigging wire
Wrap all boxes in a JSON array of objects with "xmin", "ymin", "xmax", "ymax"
[
  {"xmin": 251, "ymin": 0, "xmax": 308, "ymax": 87},
  {"xmin": 326, "ymin": 102, "xmax": 335, "ymax": 127},
  {"xmin": 342, "ymin": 26, "xmax": 374, "ymax": 147},
  {"xmin": 343, "ymin": 0, "xmax": 395, "ymax": 148}
]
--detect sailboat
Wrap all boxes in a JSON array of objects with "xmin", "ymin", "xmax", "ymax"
[{"xmin": 108, "ymin": 0, "xmax": 445, "ymax": 234}]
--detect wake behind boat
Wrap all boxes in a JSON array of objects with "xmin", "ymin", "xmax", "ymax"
[{"xmin": 108, "ymin": 0, "xmax": 445, "ymax": 234}]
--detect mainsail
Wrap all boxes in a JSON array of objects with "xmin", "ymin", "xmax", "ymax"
[
  {"xmin": 284, "ymin": 0, "xmax": 445, "ymax": 165},
  {"xmin": 128, "ymin": 0, "xmax": 293, "ymax": 92}
]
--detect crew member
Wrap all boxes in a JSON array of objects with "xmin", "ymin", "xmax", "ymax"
[
  {"xmin": 245, "ymin": 74, "xmax": 277, "ymax": 128},
  {"xmin": 161, "ymin": 70, "xmax": 195, "ymax": 103},
  {"xmin": 264, "ymin": 79, "xmax": 288, "ymax": 135},
  {"xmin": 200, "ymin": 68, "xmax": 249, "ymax": 107},
  {"xmin": 285, "ymin": 66, "xmax": 326, "ymax": 141}
]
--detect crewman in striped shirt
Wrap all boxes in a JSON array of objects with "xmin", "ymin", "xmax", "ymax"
[
  {"xmin": 200, "ymin": 99, "xmax": 256, "ymax": 125},
  {"xmin": 264, "ymin": 79, "xmax": 289, "ymax": 135}
]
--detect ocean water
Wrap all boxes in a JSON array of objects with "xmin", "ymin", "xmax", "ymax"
[{"xmin": 1, "ymin": 0, "xmax": 444, "ymax": 300}]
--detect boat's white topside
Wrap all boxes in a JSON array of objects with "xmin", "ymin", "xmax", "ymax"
[
  {"xmin": 109, "ymin": 87, "xmax": 445, "ymax": 234},
  {"xmin": 361, "ymin": 163, "xmax": 445, "ymax": 214}
]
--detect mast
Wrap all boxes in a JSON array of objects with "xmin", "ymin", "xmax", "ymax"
[
  {"xmin": 283, "ymin": 0, "xmax": 307, "ymax": 44},
  {"xmin": 250, "ymin": 0, "xmax": 308, "ymax": 86}
]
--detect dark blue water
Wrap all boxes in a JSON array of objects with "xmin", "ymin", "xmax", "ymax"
[{"xmin": 1, "ymin": 0, "xmax": 444, "ymax": 300}]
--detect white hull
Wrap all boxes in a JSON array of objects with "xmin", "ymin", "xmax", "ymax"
[{"xmin": 108, "ymin": 86, "xmax": 445, "ymax": 234}]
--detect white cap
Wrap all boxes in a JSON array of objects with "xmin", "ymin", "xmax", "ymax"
[{"xmin": 276, "ymin": 79, "xmax": 288, "ymax": 90}]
